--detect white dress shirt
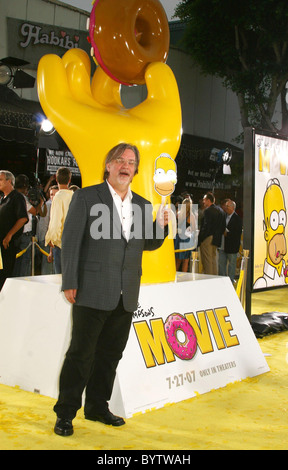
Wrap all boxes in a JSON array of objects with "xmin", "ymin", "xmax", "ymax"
[{"xmin": 106, "ymin": 180, "xmax": 133, "ymax": 241}]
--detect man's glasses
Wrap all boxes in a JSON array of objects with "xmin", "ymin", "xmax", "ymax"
[{"xmin": 115, "ymin": 157, "xmax": 137, "ymax": 167}]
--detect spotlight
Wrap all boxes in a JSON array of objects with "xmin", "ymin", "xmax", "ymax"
[
  {"xmin": 41, "ymin": 119, "xmax": 54, "ymax": 134},
  {"xmin": 0, "ymin": 64, "xmax": 13, "ymax": 86},
  {"xmin": 0, "ymin": 57, "xmax": 35, "ymax": 89},
  {"xmin": 218, "ymin": 148, "xmax": 232, "ymax": 175}
]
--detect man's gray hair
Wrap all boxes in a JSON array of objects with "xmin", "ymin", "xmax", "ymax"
[
  {"xmin": 227, "ymin": 199, "xmax": 236, "ymax": 210},
  {"xmin": 103, "ymin": 143, "xmax": 140, "ymax": 180},
  {"xmin": 0, "ymin": 170, "xmax": 15, "ymax": 187}
]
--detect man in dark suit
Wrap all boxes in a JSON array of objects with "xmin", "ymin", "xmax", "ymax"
[
  {"xmin": 54, "ymin": 143, "xmax": 169, "ymax": 437},
  {"xmin": 198, "ymin": 192, "xmax": 226, "ymax": 275},
  {"xmin": 218, "ymin": 200, "xmax": 242, "ymax": 282}
]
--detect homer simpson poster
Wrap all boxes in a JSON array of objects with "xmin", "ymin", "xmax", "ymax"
[{"xmin": 253, "ymin": 134, "xmax": 288, "ymax": 289}]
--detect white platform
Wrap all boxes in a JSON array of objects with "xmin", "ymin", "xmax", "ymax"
[{"xmin": 0, "ymin": 273, "xmax": 269, "ymax": 418}]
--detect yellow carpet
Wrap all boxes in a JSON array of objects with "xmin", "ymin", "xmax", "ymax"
[{"xmin": 0, "ymin": 288, "xmax": 287, "ymax": 450}]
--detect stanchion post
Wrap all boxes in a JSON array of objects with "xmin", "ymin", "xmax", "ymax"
[
  {"xmin": 31, "ymin": 236, "xmax": 36, "ymax": 276},
  {"xmin": 240, "ymin": 250, "xmax": 249, "ymax": 308},
  {"xmin": 236, "ymin": 250, "xmax": 250, "ymax": 315},
  {"xmin": 16, "ymin": 236, "xmax": 49, "ymax": 277},
  {"xmin": 191, "ymin": 251, "xmax": 199, "ymax": 274}
]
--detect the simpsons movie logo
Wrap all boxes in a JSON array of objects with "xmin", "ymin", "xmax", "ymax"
[
  {"xmin": 133, "ymin": 306, "xmax": 240, "ymax": 368},
  {"xmin": 257, "ymin": 136, "xmax": 288, "ymax": 175}
]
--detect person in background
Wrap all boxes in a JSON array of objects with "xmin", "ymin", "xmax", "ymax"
[
  {"xmin": 0, "ymin": 171, "xmax": 28, "ymax": 290},
  {"xmin": 174, "ymin": 196, "xmax": 197, "ymax": 272},
  {"xmin": 13, "ymin": 174, "xmax": 46, "ymax": 277},
  {"xmin": 198, "ymin": 192, "xmax": 226, "ymax": 275},
  {"xmin": 69, "ymin": 185, "xmax": 80, "ymax": 192},
  {"xmin": 43, "ymin": 175, "xmax": 57, "ymax": 198},
  {"xmin": 218, "ymin": 199, "xmax": 242, "ymax": 283},
  {"xmin": 37, "ymin": 184, "xmax": 59, "ymax": 275},
  {"xmin": 45, "ymin": 168, "xmax": 73, "ymax": 274}
]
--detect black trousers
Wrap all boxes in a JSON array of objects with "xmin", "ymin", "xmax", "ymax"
[
  {"xmin": 54, "ymin": 296, "xmax": 133, "ymax": 420},
  {"xmin": 0, "ymin": 242, "xmax": 17, "ymax": 291}
]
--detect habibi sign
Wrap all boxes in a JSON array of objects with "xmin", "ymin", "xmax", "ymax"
[
  {"xmin": 7, "ymin": 18, "xmax": 90, "ymax": 68},
  {"xmin": 109, "ymin": 274, "xmax": 269, "ymax": 418}
]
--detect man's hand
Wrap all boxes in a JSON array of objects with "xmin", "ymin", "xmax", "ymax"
[
  {"xmin": 2, "ymin": 217, "xmax": 28, "ymax": 249},
  {"xmin": 156, "ymin": 204, "xmax": 170, "ymax": 228},
  {"xmin": 156, "ymin": 204, "xmax": 177, "ymax": 239},
  {"xmin": 64, "ymin": 289, "xmax": 77, "ymax": 304},
  {"xmin": 2, "ymin": 233, "xmax": 12, "ymax": 249}
]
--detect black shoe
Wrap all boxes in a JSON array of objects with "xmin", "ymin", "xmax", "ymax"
[
  {"xmin": 54, "ymin": 417, "xmax": 74, "ymax": 436},
  {"xmin": 85, "ymin": 410, "xmax": 125, "ymax": 426}
]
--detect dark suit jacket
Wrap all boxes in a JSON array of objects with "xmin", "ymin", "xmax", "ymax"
[
  {"xmin": 198, "ymin": 204, "xmax": 226, "ymax": 248},
  {"xmin": 61, "ymin": 181, "xmax": 166, "ymax": 312},
  {"xmin": 224, "ymin": 212, "xmax": 242, "ymax": 254}
]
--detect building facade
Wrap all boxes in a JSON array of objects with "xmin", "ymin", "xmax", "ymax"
[{"xmin": 0, "ymin": 0, "xmax": 244, "ymax": 203}]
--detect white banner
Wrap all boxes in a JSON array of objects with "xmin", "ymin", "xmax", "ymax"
[
  {"xmin": 0, "ymin": 274, "xmax": 269, "ymax": 419},
  {"xmin": 111, "ymin": 274, "xmax": 269, "ymax": 417}
]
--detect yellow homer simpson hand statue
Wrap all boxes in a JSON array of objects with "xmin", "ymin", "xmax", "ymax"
[{"xmin": 37, "ymin": 0, "xmax": 182, "ymax": 284}]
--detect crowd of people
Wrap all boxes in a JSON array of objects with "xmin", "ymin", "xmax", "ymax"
[
  {"xmin": 0, "ymin": 165, "xmax": 243, "ymax": 292},
  {"xmin": 173, "ymin": 191, "xmax": 243, "ymax": 283},
  {"xmin": 0, "ymin": 167, "xmax": 80, "ymax": 290}
]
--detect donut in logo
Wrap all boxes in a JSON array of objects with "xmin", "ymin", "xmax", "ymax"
[{"xmin": 164, "ymin": 313, "xmax": 197, "ymax": 360}]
